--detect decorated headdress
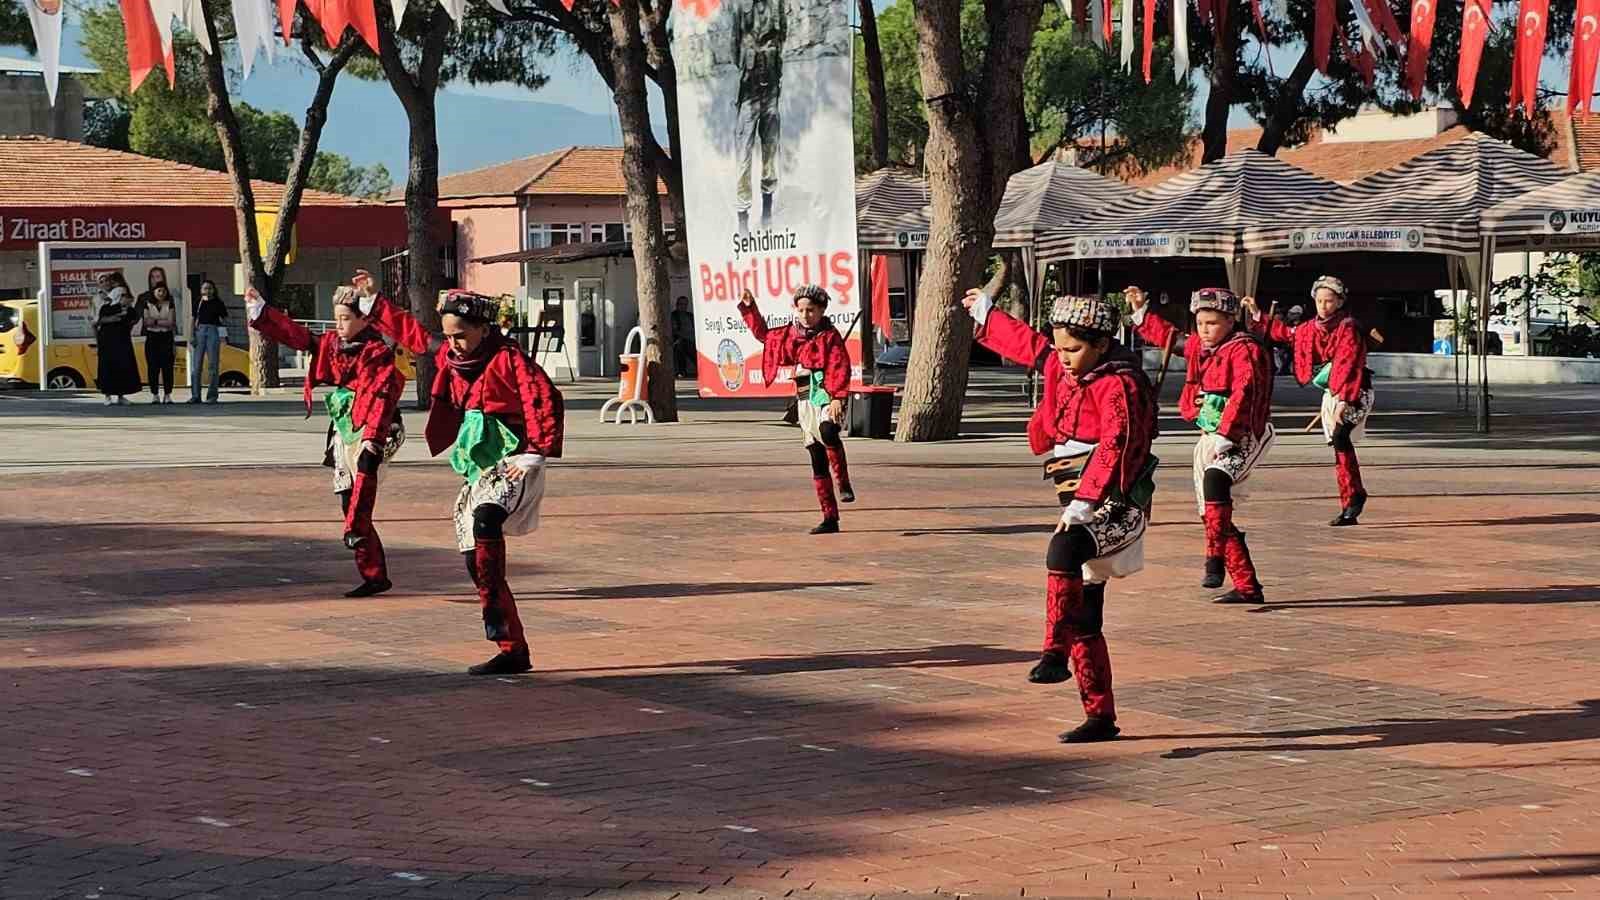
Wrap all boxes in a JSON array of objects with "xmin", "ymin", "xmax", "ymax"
[
  {"xmin": 332, "ymin": 286, "xmax": 363, "ymax": 314},
  {"xmin": 437, "ymin": 289, "xmax": 500, "ymax": 324},
  {"xmin": 1049, "ymin": 294, "xmax": 1120, "ymax": 336},
  {"xmin": 1311, "ymin": 275, "xmax": 1347, "ymax": 299},
  {"xmin": 792, "ymin": 284, "xmax": 831, "ymax": 307},
  {"xmin": 1189, "ymin": 287, "xmax": 1241, "ymax": 316}
]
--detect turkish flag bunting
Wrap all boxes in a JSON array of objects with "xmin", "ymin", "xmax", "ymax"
[
  {"xmin": 1103, "ymin": 0, "xmax": 1114, "ymax": 46},
  {"xmin": 277, "ymin": 0, "xmax": 297, "ymax": 44},
  {"xmin": 311, "ymin": 0, "xmax": 350, "ymax": 47},
  {"xmin": 1314, "ymin": 0, "xmax": 1336, "ymax": 73},
  {"xmin": 869, "ymin": 256, "xmax": 892, "ymax": 345},
  {"xmin": 346, "ymin": 0, "xmax": 380, "ymax": 50},
  {"xmin": 121, "ymin": 0, "xmax": 175, "ymax": 91},
  {"xmin": 1457, "ymin": 0, "xmax": 1491, "ymax": 107},
  {"xmin": 1197, "ymin": 0, "xmax": 1212, "ymax": 26},
  {"xmin": 1510, "ymin": 0, "xmax": 1550, "ymax": 116},
  {"xmin": 1570, "ymin": 0, "xmax": 1600, "ymax": 115},
  {"xmin": 1403, "ymin": 0, "xmax": 1437, "ymax": 99},
  {"xmin": 1074, "ymin": 0, "xmax": 1089, "ymax": 35},
  {"xmin": 1347, "ymin": 29, "xmax": 1376, "ymax": 86},
  {"xmin": 1143, "ymin": 0, "xmax": 1157, "ymax": 81},
  {"xmin": 1250, "ymin": 0, "xmax": 1270, "ymax": 43}
]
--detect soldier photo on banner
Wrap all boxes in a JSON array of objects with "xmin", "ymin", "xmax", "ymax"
[{"xmin": 673, "ymin": 0, "xmax": 863, "ymax": 398}]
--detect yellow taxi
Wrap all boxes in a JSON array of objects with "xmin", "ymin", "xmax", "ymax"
[{"xmin": 0, "ymin": 299, "xmax": 417, "ymax": 390}]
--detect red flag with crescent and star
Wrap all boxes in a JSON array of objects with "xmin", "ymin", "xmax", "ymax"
[
  {"xmin": 1404, "ymin": 0, "xmax": 1438, "ymax": 99},
  {"xmin": 1510, "ymin": 0, "xmax": 1550, "ymax": 116},
  {"xmin": 121, "ymin": 0, "xmax": 174, "ymax": 91},
  {"xmin": 1143, "ymin": 0, "xmax": 1157, "ymax": 81},
  {"xmin": 1571, "ymin": 0, "xmax": 1600, "ymax": 115},
  {"xmin": 1314, "ymin": 0, "xmax": 1336, "ymax": 73},
  {"xmin": 1457, "ymin": 0, "xmax": 1492, "ymax": 107}
]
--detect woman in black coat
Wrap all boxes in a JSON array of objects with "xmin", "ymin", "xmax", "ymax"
[{"xmin": 95, "ymin": 273, "xmax": 142, "ymax": 405}]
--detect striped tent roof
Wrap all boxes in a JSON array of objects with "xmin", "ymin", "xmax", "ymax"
[
  {"xmin": 1035, "ymin": 151, "xmax": 1338, "ymax": 263},
  {"xmin": 1481, "ymin": 170, "xmax": 1600, "ymax": 251},
  {"xmin": 856, "ymin": 166, "xmax": 930, "ymax": 251},
  {"xmin": 992, "ymin": 160, "xmax": 1136, "ymax": 249},
  {"xmin": 1241, "ymin": 133, "xmax": 1569, "ymax": 257}
]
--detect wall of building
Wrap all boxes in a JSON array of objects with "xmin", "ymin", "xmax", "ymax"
[
  {"xmin": 0, "ymin": 74, "xmax": 84, "ymax": 141},
  {"xmin": 520, "ymin": 255, "xmax": 691, "ymax": 379},
  {"xmin": 450, "ymin": 203, "xmax": 522, "ymax": 296}
]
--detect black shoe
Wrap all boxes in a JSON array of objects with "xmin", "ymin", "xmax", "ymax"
[
  {"xmin": 1330, "ymin": 491, "xmax": 1367, "ymax": 527},
  {"xmin": 809, "ymin": 518, "xmax": 840, "ymax": 535},
  {"xmin": 1059, "ymin": 717, "xmax": 1120, "ymax": 743},
  {"xmin": 838, "ymin": 485, "xmax": 856, "ymax": 503},
  {"xmin": 1212, "ymin": 589, "xmax": 1265, "ymax": 604},
  {"xmin": 468, "ymin": 647, "xmax": 532, "ymax": 676},
  {"xmin": 1201, "ymin": 557, "xmax": 1225, "ymax": 589},
  {"xmin": 344, "ymin": 579, "xmax": 392, "ymax": 598},
  {"xmin": 1027, "ymin": 652, "xmax": 1070, "ymax": 684},
  {"xmin": 343, "ymin": 531, "xmax": 364, "ymax": 550},
  {"xmin": 737, "ymin": 210, "xmax": 750, "ymax": 234}
]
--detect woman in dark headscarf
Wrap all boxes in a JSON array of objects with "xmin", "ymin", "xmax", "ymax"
[{"xmin": 94, "ymin": 273, "xmax": 142, "ymax": 405}]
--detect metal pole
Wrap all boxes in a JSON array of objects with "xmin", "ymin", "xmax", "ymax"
[
  {"xmin": 1448, "ymin": 258, "xmax": 1462, "ymax": 408},
  {"xmin": 1476, "ymin": 236, "xmax": 1494, "ymax": 433}
]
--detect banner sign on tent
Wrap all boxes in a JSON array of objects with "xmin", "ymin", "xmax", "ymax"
[
  {"xmin": 1073, "ymin": 233, "xmax": 1195, "ymax": 258},
  {"xmin": 1288, "ymin": 226, "xmax": 1425, "ymax": 253},
  {"xmin": 896, "ymin": 230, "xmax": 928, "ymax": 250},
  {"xmin": 38, "ymin": 242, "xmax": 188, "ymax": 343},
  {"xmin": 673, "ymin": 0, "xmax": 861, "ymax": 398},
  {"xmin": 1543, "ymin": 209, "xmax": 1600, "ymax": 234}
]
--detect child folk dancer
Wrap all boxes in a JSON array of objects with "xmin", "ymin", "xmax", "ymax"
[
  {"xmin": 1129, "ymin": 286, "xmax": 1275, "ymax": 604},
  {"xmin": 1246, "ymin": 276, "xmax": 1373, "ymax": 526},
  {"xmin": 961, "ymin": 287, "xmax": 1158, "ymax": 743},
  {"xmin": 737, "ymin": 285, "xmax": 855, "ymax": 534},
  {"xmin": 246, "ymin": 286, "xmax": 406, "ymax": 598},
  {"xmin": 357, "ymin": 273, "xmax": 565, "ymax": 676}
]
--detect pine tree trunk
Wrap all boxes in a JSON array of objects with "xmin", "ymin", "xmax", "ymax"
[
  {"xmin": 1201, "ymin": 16, "xmax": 1239, "ymax": 163},
  {"xmin": 895, "ymin": 0, "xmax": 1041, "ymax": 442},
  {"xmin": 858, "ymin": 0, "xmax": 890, "ymax": 170},
  {"xmin": 1255, "ymin": 49, "xmax": 1317, "ymax": 156},
  {"xmin": 609, "ymin": 0, "xmax": 678, "ymax": 422}
]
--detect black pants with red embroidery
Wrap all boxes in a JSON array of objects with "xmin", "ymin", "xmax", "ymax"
[
  {"xmin": 1330, "ymin": 422, "xmax": 1366, "ymax": 508},
  {"xmin": 463, "ymin": 504, "xmax": 528, "ymax": 654},
  {"xmin": 338, "ymin": 446, "xmax": 387, "ymax": 585},
  {"xmin": 806, "ymin": 421, "xmax": 849, "ymax": 520},
  {"xmin": 1043, "ymin": 528, "xmax": 1115, "ymax": 721},
  {"xmin": 1200, "ymin": 470, "xmax": 1261, "ymax": 599}
]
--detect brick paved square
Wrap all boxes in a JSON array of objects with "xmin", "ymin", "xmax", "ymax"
[{"xmin": 4, "ymin": 378, "xmax": 1600, "ymax": 898}]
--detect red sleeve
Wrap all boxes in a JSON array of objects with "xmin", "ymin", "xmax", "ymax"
[
  {"xmin": 249, "ymin": 304, "xmax": 315, "ymax": 352},
  {"xmin": 368, "ymin": 293, "xmax": 438, "ymax": 357},
  {"xmin": 1329, "ymin": 320, "xmax": 1367, "ymax": 403},
  {"xmin": 1251, "ymin": 315, "xmax": 1295, "ymax": 343},
  {"xmin": 1132, "ymin": 308, "xmax": 1185, "ymax": 356},
  {"xmin": 975, "ymin": 307, "xmax": 1050, "ymax": 372},
  {"xmin": 1075, "ymin": 376, "xmax": 1136, "ymax": 505},
  {"xmin": 738, "ymin": 302, "xmax": 770, "ymax": 341},
  {"xmin": 509, "ymin": 348, "xmax": 565, "ymax": 459},
  {"xmin": 358, "ymin": 345, "xmax": 405, "ymax": 443},
  {"xmin": 822, "ymin": 330, "xmax": 851, "ymax": 399},
  {"xmin": 1215, "ymin": 343, "xmax": 1262, "ymax": 443}
]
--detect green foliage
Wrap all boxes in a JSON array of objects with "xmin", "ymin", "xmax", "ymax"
[
  {"xmin": 307, "ymin": 153, "xmax": 393, "ymax": 198},
  {"xmin": 853, "ymin": 0, "xmax": 1195, "ymax": 176},
  {"xmin": 0, "ymin": 5, "xmax": 33, "ymax": 50}
]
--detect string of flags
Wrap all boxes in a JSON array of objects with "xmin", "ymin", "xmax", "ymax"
[
  {"xmin": 9, "ymin": 0, "xmax": 1597, "ymax": 116},
  {"xmin": 1043, "ymin": 0, "xmax": 1590, "ymax": 116},
  {"xmin": 11, "ymin": 0, "xmax": 605, "ymax": 106}
]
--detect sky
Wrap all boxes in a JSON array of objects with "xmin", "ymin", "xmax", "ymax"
[{"xmin": 1, "ymin": 6, "xmax": 1580, "ymax": 187}]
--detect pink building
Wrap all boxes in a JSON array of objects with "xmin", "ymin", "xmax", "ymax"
[{"xmin": 424, "ymin": 147, "xmax": 684, "ymax": 377}]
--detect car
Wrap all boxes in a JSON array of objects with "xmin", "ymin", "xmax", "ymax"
[{"xmin": 0, "ymin": 298, "xmax": 252, "ymax": 391}]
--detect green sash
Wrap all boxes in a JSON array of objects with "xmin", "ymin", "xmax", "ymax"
[
  {"xmin": 449, "ymin": 410, "xmax": 520, "ymax": 482},
  {"xmin": 324, "ymin": 387, "xmax": 359, "ymax": 447},
  {"xmin": 1125, "ymin": 455, "xmax": 1159, "ymax": 510},
  {"xmin": 1195, "ymin": 392, "xmax": 1228, "ymax": 434},
  {"xmin": 1312, "ymin": 362, "xmax": 1332, "ymax": 391}
]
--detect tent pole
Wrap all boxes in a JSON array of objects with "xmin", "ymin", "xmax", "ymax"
[
  {"xmin": 1448, "ymin": 257, "xmax": 1461, "ymax": 408},
  {"xmin": 1477, "ymin": 236, "xmax": 1494, "ymax": 434}
]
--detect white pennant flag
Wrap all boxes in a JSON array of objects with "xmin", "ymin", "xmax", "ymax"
[
  {"xmin": 149, "ymin": 0, "xmax": 213, "ymax": 55},
  {"xmin": 22, "ymin": 0, "xmax": 63, "ymax": 105},
  {"xmin": 438, "ymin": 0, "xmax": 468, "ymax": 21},
  {"xmin": 391, "ymin": 0, "xmax": 407, "ymax": 27},
  {"xmin": 1120, "ymin": 0, "xmax": 1135, "ymax": 70},
  {"xmin": 1173, "ymin": 0, "xmax": 1189, "ymax": 81},
  {"xmin": 232, "ymin": 0, "xmax": 276, "ymax": 79},
  {"xmin": 1348, "ymin": 0, "xmax": 1385, "ymax": 56},
  {"xmin": 484, "ymin": 0, "xmax": 510, "ymax": 12},
  {"xmin": 1090, "ymin": 0, "xmax": 1105, "ymax": 47}
]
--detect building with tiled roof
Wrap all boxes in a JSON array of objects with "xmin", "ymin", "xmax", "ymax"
[{"xmin": 0, "ymin": 136, "xmax": 414, "ymax": 321}]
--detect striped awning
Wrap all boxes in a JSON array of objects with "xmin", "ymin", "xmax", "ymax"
[
  {"xmin": 1481, "ymin": 169, "xmax": 1600, "ymax": 251},
  {"xmin": 1241, "ymin": 133, "xmax": 1570, "ymax": 257},
  {"xmin": 1035, "ymin": 150, "xmax": 1338, "ymax": 263},
  {"xmin": 857, "ymin": 167, "xmax": 930, "ymax": 251},
  {"xmin": 992, "ymin": 160, "xmax": 1135, "ymax": 249}
]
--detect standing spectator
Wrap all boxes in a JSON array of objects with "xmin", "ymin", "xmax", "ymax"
[
  {"xmin": 94, "ymin": 273, "xmax": 141, "ymax": 406},
  {"xmin": 189, "ymin": 280, "xmax": 228, "ymax": 404},
  {"xmin": 672, "ymin": 296, "xmax": 696, "ymax": 377},
  {"xmin": 140, "ymin": 271, "xmax": 177, "ymax": 404}
]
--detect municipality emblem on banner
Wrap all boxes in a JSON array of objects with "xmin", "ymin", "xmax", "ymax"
[
  {"xmin": 1549, "ymin": 210, "xmax": 1569, "ymax": 233},
  {"xmin": 1405, "ymin": 229, "xmax": 1423, "ymax": 249},
  {"xmin": 1290, "ymin": 230, "xmax": 1307, "ymax": 252},
  {"xmin": 1174, "ymin": 236, "xmax": 1189, "ymax": 254},
  {"xmin": 716, "ymin": 339, "xmax": 745, "ymax": 391}
]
